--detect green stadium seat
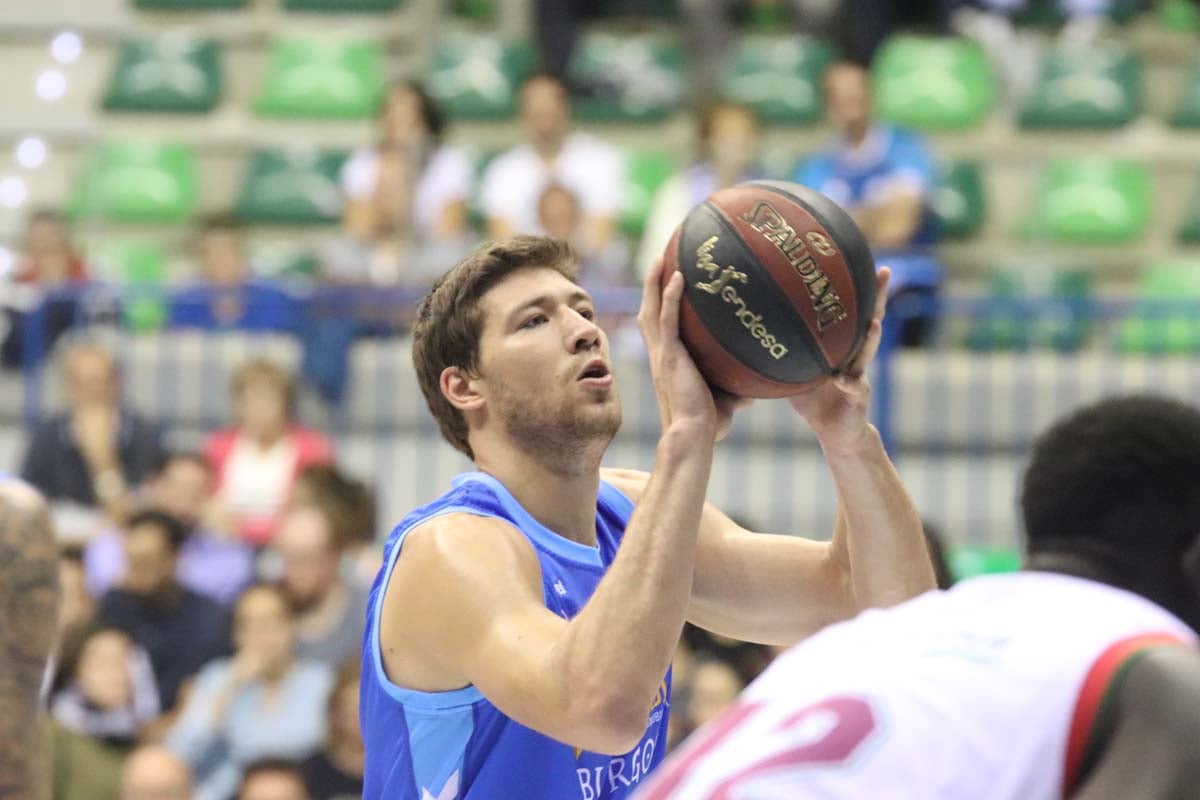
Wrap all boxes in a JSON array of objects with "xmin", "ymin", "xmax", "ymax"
[
  {"xmin": 1179, "ymin": 177, "xmax": 1200, "ymax": 244},
  {"xmin": 235, "ymin": 148, "xmax": 347, "ymax": 225},
  {"xmin": 284, "ymin": 0, "xmax": 400, "ymax": 9},
  {"xmin": 451, "ymin": 0, "xmax": 495, "ymax": 21},
  {"xmin": 255, "ymin": 36, "xmax": 384, "ymax": 119},
  {"xmin": 1160, "ymin": 0, "xmax": 1200, "ymax": 31},
  {"xmin": 71, "ymin": 141, "xmax": 197, "ymax": 223},
  {"xmin": 134, "ymin": 0, "xmax": 245, "ymax": 7},
  {"xmin": 932, "ymin": 160, "xmax": 985, "ymax": 240},
  {"xmin": 103, "ymin": 35, "xmax": 221, "ymax": 114},
  {"xmin": 966, "ymin": 270, "xmax": 1029, "ymax": 351},
  {"xmin": 872, "ymin": 36, "xmax": 995, "ymax": 131},
  {"xmin": 717, "ymin": 34, "xmax": 835, "ymax": 124},
  {"xmin": 95, "ymin": 242, "xmax": 168, "ymax": 331},
  {"xmin": 948, "ymin": 547, "xmax": 1021, "ymax": 581},
  {"xmin": 1019, "ymin": 43, "xmax": 1141, "ymax": 129},
  {"xmin": 967, "ymin": 266, "xmax": 1094, "ymax": 352},
  {"xmin": 1014, "ymin": 0, "xmax": 1140, "ymax": 25},
  {"xmin": 568, "ymin": 32, "xmax": 685, "ymax": 123},
  {"xmin": 1169, "ymin": 56, "xmax": 1200, "ymax": 128},
  {"xmin": 1023, "ymin": 157, "xmax": 1150, "ymax": 244},
  {"xmin": 1116, "ymin": 261, "xmax": 1200, "ymax": 353},
  {"xmin": 426, "ymin": 31, "xmax": 533, "ymax": 120},
  {"xmin": 620, "ymin": 149, "xmax": 677, "ymax": 238}
]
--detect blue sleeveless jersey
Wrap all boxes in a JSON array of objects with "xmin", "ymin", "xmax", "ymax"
[{"xmin": 360, "ymin": 472, "xmax": 672, "ymax": 800}]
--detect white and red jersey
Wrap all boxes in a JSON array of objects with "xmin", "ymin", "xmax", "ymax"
[{"xmin": 639, "ymin": 573, "xmax": 1196, "ymax": 800}]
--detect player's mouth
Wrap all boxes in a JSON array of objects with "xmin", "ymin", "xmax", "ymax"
[{"xmin": 576, "ymin": 358, "xmax": 613, "ymax": 389}]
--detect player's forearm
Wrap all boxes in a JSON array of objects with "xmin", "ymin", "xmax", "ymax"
[
  {"xmin": 823, "ymin": 425, "xmax": 934, "ymax": 610},
  {"xmin": 553, "ymin": 423, "xmax": 711, "ymax": 742}
]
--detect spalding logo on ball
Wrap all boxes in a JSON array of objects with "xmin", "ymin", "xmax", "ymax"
[{"xmin": 662, "ymin": 180, "xmax": 877, "ymax": 399}]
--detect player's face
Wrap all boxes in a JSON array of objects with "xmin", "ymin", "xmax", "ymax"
[{"xmin": 474, "ymin": 268, "xmax": 621, "ymax": 461}]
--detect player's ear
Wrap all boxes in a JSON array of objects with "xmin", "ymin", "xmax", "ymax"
[{"xmin": 441, "ymin": 366, "xmax": 485, "ymax": 414}]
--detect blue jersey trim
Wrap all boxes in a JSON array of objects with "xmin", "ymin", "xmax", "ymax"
[{"xmin": 452, "ymin": 472, "xmax": 604, "ymax": 567}]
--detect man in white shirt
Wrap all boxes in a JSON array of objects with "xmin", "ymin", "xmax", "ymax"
[{"xmin": 480, "ymin": 73, "xmax": 623, "ymax": 259}]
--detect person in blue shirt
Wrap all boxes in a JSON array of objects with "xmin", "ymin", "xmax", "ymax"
[
  {"xmin": 795, "ymin": 60, "xmax": 944, "ymax": 345},
  {"xmin": 359, "ymin": 235, "xmax": 936, "ymax": 799},
  {"xmin": 168, "ymin": 215, "xmax": 301, "ymax": 333}
]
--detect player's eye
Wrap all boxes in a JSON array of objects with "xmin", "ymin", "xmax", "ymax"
[
  {"xmin": 577, "ymin": 307, "xmax": 595, "ymax": 321},
  {"xmin": 519, "ymin": 314, "xmax": 548, "ymax": 330}
]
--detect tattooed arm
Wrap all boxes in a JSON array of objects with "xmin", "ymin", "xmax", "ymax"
[{"xmin": 0, "ymin": 481, "xmax": 60, "ymax": 800}]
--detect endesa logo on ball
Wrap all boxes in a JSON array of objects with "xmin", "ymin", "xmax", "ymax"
[{"xmin": 690, "ymin": 236, "xmax": 790, "ymax": 361}]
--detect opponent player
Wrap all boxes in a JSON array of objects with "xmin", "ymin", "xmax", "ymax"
[
  {"xmin": 360, "ymin": 235, "xmax": 936, "ymax": 799},
  {"xmin": 640, "ymin": 394, "xmax": 1200, "ymax": 800},
  {"xmin": 0, "ymin": 478, "xmax": 60, "ymax": 800}
]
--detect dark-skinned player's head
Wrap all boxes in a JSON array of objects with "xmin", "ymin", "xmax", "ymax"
[{"xmin": 1021, "ymin": 395, "xmax": 1200, "ymax": 631}]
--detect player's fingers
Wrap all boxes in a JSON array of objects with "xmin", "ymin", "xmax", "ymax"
[
  {"xmin": 713, "ymin": 388, "xmax": 754, "ymax": 416},
  {"xmin": 873, "ymin": 267, "xmax": 892, "ymax": 322},
  {"xmin": 659, "ymin": 270, "xmax": 684, "ymax": 342},
  {"xmin": 842, "ymin": 319, "xmax": 882, "ymax": 380},
  {"xmin": 638, "ymin": 256, "xmax": 665, "ymax": 334}
]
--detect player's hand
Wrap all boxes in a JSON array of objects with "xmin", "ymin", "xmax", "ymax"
[
  {"xmin": 639, "ymin": 256, "xmax": 721, "ymax": 439},
  {"xmin": 787, "ymin": 267, "xmax": 891, "ymax": 454}
]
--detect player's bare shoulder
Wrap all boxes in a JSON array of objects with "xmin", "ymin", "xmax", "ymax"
[
  {"xmin": 396, "ymin": 511, "xmax": 542, "ymax": 584},
  {"xmin": 600, "ymin": 468, "xmax": 651, "ymax": 503}
]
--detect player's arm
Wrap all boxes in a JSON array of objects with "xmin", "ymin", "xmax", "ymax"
[
  {"xmin": 1073, "ymin": 646, "xmax": 1200, "ymax": 800},
  {"xmin": 0, "ymin": 481, "xmax": 60, "ymax": 800}
]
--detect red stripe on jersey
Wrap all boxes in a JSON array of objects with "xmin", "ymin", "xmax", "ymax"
[{"xmin": 1063, "ymin": 632, "xmax": 1188, "ymax": 797}]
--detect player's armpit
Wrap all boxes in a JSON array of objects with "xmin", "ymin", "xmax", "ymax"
[
  {"xmin": 1072, "ymin": 646, "xmax": 1200, "ymax": 800},
  {"xmin": 379, "ymin": 513, "xmax": 645, "ymax": 754}
]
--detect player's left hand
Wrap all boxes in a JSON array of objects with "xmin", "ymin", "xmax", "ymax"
[{"xmin": 787, "ymin": 267, "xmax": 890, "ymax": 453}]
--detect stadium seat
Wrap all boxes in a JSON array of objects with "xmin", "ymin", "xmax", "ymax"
[
  {"xmin": 1116, "ymin": 260, "xmax": 1200, "ymax": 354},
  {"xmin": 235, "ymin": 148, "xmax": 347, "ymax": 225},
  {"xmin": 255, "ymin": 36, "xmax": 384, "ymax": 119},
  {"xmin": 450, "ymin": 0, "xmax": 495, "ymax": 21},
  {"xmin": 620, "ymin": 149, "xmax": 676, "ymax": 238},
  {"xmin": 1178, "ymin": 177, "xmax": 1200, "ymax": 244},
  {"xmin": 948, "ymin": 547, "xmax": 1021, "ymax": 581},
  {"xmin": 102, "ymin": 35, "xmax": 222, "ymax": 114},
  {"xmin": 1014, "ymin": 0, "xmax": 1140, "ymax": 25},
  {"xmin": 94, "ymin": 242, "xmax": 168, "ymax": 331},
  {"xmin": 426, "ymin": 31, "xmax": 533, "ymax": 120},
  {"xmin": 70, "ymin": 141, "xmax": 198, "ymax": 223},
  {"xmin": 717, "ymin": 34, "xmax": 835, "ymax": 124},
  {"xmin": 932, "ymin": 160, "xmax": 985, "ymax": 240},
  {"xmin": 134, "ymin": 0, "xmax": 245, "ymax": 7},
  {"xmin": 967, "ymin": 267, "xmax": 1094, "ymax": 352},
  {"xmin": 872, "ymin": 36, "xmax": 995, "ymax": 131},
  {"xmin": 1019, "ymin": 42, "xmax": 1141, "ymax": 129},
  {"xmin": 1023, "ymin": 157, "xmax": 1150, "ymax": 244},
  {"xmin": 568, "ymin": 32, "xmax": 685, "ymax": 123},
  {"xmin": 966, "ymin": 271, "xmax": 1029, "ymax": 351},
  {"xmin": 1169, "ymin": 56, "xmax": 1200, "ymax": 128},
  {"xmin": 283, "ymin": 0, "xmax": 401, "ymax": 9},
  {"xmin": 1160, "ymin": 0, "xmax": 1200, "ymax": 31}
]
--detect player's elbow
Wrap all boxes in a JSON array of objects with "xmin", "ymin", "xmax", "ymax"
[{"xmin": 569, "ymin": 694, "xmax": 649, "ymax": 755}]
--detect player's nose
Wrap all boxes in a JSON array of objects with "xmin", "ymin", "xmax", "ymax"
[{"xmin": 565, "ymin": 314, "xmax": 602, "ymax": 354}]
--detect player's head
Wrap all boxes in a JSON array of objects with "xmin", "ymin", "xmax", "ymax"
[
  {"xmin": 413, "ymin": 235, "xmax": 621, "ymax": 467},
  {"xmin": 1021, "ymin": 395, "xmax": 1200, "ymax": 630}
]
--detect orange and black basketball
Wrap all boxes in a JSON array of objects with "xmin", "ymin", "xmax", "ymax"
[{"xmin": 662, "ymin": 180, "xmax": 877, "ymax": 399}]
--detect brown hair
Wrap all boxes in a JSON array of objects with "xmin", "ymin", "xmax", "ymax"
[
  {"xmin": 230, "ymin": 358, "xmax": 297, "ymax": 418},
  {"xmin": 412, "ymin": 236, "xmax": 578, "ymax": 459}
]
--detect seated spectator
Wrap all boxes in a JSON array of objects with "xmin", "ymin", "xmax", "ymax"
[
  {"xmin": 169, "ymin": 215, "xmax": 301, "ymax": 333},
  {"xmin": 99, "ymin": 510, "xmax": 231, "ymax": 711},
  {"xmin": 120, "ymin": 745, "xmax": 195, "ymax": 800},
  {"xmin": 50, "ymin": 623, "xmax": 159, "ymax": 745},
  {"xmin": 1, "ymin": 208, "xmax": 91, "ymax": 370},
  {"xmin": 86, "ymin": 452, "xmax": 255, "ymax": 605},
  {"xmin": 289, "ymin": 465, "xmax": 379, "ymax": 586},
  {"xmin": 795, "ymin": 60, "xmax": 944, "ymax": 345},
  {"xmin": 239, "ymin": 760, "xmax": 312, "ymax": 800},
  {"xmin": 638, "ymin": 101, "xmax": 764, "ymax": 277},
  {"xmin": 480, "ymin": 73, "xmax": 623, "ymax": 259},
  {"xmin": 20, "ymin": 341, "xmax": 166, "ymax": 522},
  {"xmin": 45, "ymin": 714, "xmax": 126, "ymax": 800},
  {"xmin": 299, "ymin": 660, "xmax": 364, "ymax": 800},
  {"xmin": 205, "ymin": 360, "xmax": 333, "ymax": 547},
  {"xmin": 274, "ymin": 504, "xmax": 369, "ymax": 667},
  {"xmin": 683, "ymin": 656, "xmax": 746, "ymax": 735},
  {"xmin": 334, "ymin": 80, "xmax": 473, "ymax": 288},
  {"xmin": 168, "ymin": 584, "xmax": 333, "ymax": 800},
  {"xmin": 58, "ymin": 545, "xmax": 96, "ymax": 634},
  {"xmin": 537, "ymin": 184, "xmax": 630, "ymax": 289}
]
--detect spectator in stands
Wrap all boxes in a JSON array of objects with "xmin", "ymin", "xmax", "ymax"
[
  {"xmin": 239, "ymin": 760, "xmax": 312, "ymax": 800},
  {"xmin": 120, "ymin": 745, "xmax": 195, "ymax": 800},
  {"xmin": 168, "ymin": 584, "xmax": 333, "ymax": 800},
  {"xmin": 537, "ymin": 184, "xmax": 631, "ymax": 288},
  {"xmin": 99, "ymin": 510, "xmax": 231, "ymax": 711},
  {"xmin": 335, "ymin": 81, "xmax": 473, "ymax": 287},
  {"xmin": 20, "ymin": 341, "xmax": 166, "ymax": 520},
  {"xmin": 205, "ymin": 360, "xmax": 333, "ymax": 547},
  {"xmin": 58, "ymin": 545, "xmax": 96, "ymax": 634},
  {"xmin": 273, "ymin": 503, "xmax": 369, "ymax": 667},
  {"xmin": 86, "ymin": 452, "xmax": 255, "ymax": 606},
  {"xmin": 289, "ymin": 465, "xmax": 379, "ymax": 585},
  {"xmin": 480, "ymin": 73, "xmax": 623, "ymax": 259},
  {"xmin": 49, "ymin": 623, "xmax": 160, "ymax": 746},
  {"xmin": 682, "ymin": 656, "xmax": 745, "ymax": 735},
  {"xmin": 299, "ymin": 660, "xmax": 364, "ymax": 800},
  {"xmin": 1, "ymin": 209, "xmax": 91, "ymax": 370},
  {"xmin": 796, "ymin": 60, "xmax": 943, "ymax": 345},
  {"xmin": 638, "ymin": 101, "xmax": 764, "ymax": 277},
  {"xmin": 169, "ymin": 215, "xmax": 301, "ymax": 333}
]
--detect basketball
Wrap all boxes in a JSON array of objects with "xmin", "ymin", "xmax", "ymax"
[{"xmin": 662, "ymin": 180, "xmax": 877, "ymax": 399}]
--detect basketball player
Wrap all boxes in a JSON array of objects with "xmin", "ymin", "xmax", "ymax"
[
  {"xmin": 360, "ymin": 235, "xmax": 935, "ymax": 799},
  {"xmin": 639, "ymin": 394, "xmax": 1200, "ymax": 800},
  {"xmin": 0, "ymin": 478, "xmax": 60, "ymax": 800}
]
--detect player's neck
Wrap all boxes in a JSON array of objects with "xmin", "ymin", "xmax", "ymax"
[{"xmin": 474, "ymin": 446, "xmax": 602, "ymax": 547}]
